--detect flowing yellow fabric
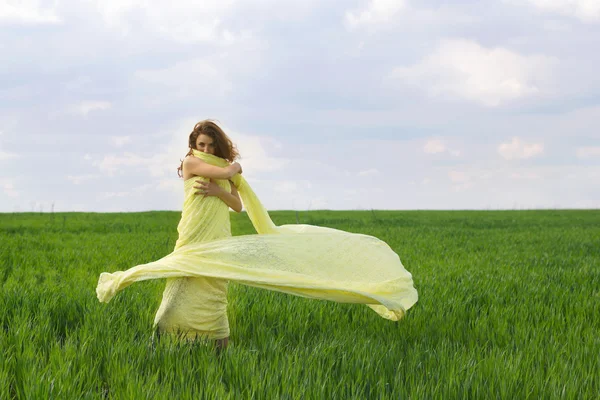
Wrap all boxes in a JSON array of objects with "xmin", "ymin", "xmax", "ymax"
[
  {"xmin": 96, "ymin": 150, "xmax": 418, "ymax": 339},
  {"xmin": 151, "ymin": 162, "xmax": 234, "ymax": 340}
]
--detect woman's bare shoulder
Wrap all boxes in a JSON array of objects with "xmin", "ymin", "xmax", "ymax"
[{"xmin": 182, "ymin": 156, "xmax": 199, "ymax": 180}]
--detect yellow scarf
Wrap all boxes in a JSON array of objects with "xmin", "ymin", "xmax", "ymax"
[
  {"xmin": 96, "ymin": 150, "xmax": 418, "ymax": 321},
  {"xmin": 191, "ymin": 149, "xmax": 277, "ymax": 234}
]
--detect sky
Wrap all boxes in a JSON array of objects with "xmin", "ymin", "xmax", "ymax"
[{"xmin": 1, "ymin": 0, "xmax": 599, "ymax": 212}]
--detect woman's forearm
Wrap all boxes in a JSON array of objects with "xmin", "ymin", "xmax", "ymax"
[{"xmin": 216, "ymin": 190, "xmax": 242, "ymax": 213}]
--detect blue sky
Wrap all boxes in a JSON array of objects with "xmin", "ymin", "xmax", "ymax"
[{"xmin": 1, "ymin": 0, "xmax": 599, "ymax": 212}]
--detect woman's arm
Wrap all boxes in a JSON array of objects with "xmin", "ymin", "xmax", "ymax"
[
  {"xmin": 183, "ymin": 156, "xmax": 241, "ymax": 179},
  {"xmin": 216, "ymin": 182, "xmax": 242, "ymax": 213},
  {"xmin": 194, "ymin": 179, "xmax": 243, "ymax": 213}
]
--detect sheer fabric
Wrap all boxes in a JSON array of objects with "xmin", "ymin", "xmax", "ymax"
[{"xmin": 96, "ymin": 150, "xmax": 418, "ymax": 338}]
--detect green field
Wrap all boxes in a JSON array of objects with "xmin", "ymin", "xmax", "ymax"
[{"xmin": 1, "ymin": 210, "xmax": 599, "ymax": 399}]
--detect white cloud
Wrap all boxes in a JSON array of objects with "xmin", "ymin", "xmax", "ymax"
[
  {"xmin": 513, "ymin": 0, "xmax": 600, "ymax": 22},
  {"xmin": 1, "ymin": 178, "xmax": 19, "ymax": 197},
  {"xmin": 232, "ymin": 132, "xmax": 290, "ymax": 176},
  {"xmin": 110, "ymin": 136, "xmax": 131, "ymax": 148},
  {"xmin": 344, "ymin": 2, "xmax": 477, "ymax": 34},
  {"xmin": 308, "ymin": 197, "xmax": 328, "ymax": 210},
  {"xmin": 102, "ymin": 183, "xmax": 153, "ymax": 199},
  {"xmin": 423, "ymin": 138, "xmax": 461, "ymax": 156},
  {"xmin": 448, "ymin": 168, "xmax": 495, "ymax": 192},
  {"xmin": 158, "ymin": 179, "xmax": 181, "ymax": 192},
  {"xmin": 511, "ymin": 171, "xmax": 541, "ymax": 179},
  {"xmin": 274, "ymin": 181, "xmax": 297, "ymax": 194},
  {"xmin": 67, "ymin": 174, "xmax": 99, "ymax": 185},
  {"xmin": 84, "ymin": 0, "xmax": 319, "ymax": 45},
  {"xmin": 542, "ymin": 19, "xmax": 572, "ymax": 31},
  {"xmin": 0, "ymin": 150, "xmax": 17, "ymax": 160},
  {"xmin": 448, "ymin": 170, "xmax": 474, "ymax": 192},
  {"xmin": 90, "ymin": 0, "xmax": 244, "ymax": 44},
  {"xmin": 69, "ymin": 101, "xmax": 112, "ymax": 116},
  {"xmin": 274, "ymin": 180, "xmax": 312, "ymax": 194},
  {"xmin": 448, "ymin": 170, "xmax": 470, "ymax": 183},
  {"xmin": 390, "ymin": 39, "xmax": 556, "ymax": 107},
  {"xmin": 134, "ymin": 59, "xmax": 234, "ymax": 99},
  {"xmin": 102, "ymin": 191, "xmax": 130, "ymax": 199},
  {"xmin": 423, "ymin": 139, "xmax": 445, "ymax": 154},
  {"xmin": 0, "ymin": 128, "xmax": 18, "ymax": 161},
  {"xmin": 498, "ymin": 137, "xmax": 544, "ymax": 160},
  {"xmin": 93, "ymin": 152, "xmax": 163, "ymax": 177},
  {"xmin": 576, "ymin": 146, "xmax": 600, "ymax": 158},
  {"xmin": 0, "ymin": 0, "xmax": 62, "ymax": 25},
  {"xmin": 358, "ymin": 168, "xmax": 380, "ymax": 177},
  {"xmin": 345, "ymin": 0, "xmax": 407, "ymax": 30}
]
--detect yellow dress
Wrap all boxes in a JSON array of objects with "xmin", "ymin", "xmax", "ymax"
[
  {"xmin": 97, "ymin": 150, "xmax": 418, "ymax": 339},
  {"xmin": 153, "ymin": 175, "xmax": 233, "ymax": 340}
]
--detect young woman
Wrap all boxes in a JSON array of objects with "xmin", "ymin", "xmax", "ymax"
[
  {"xmin": 153, "ymin": 120, "xmax": 242, "ymax": 349},
  {"xmin": 97, "ymin": 120, "xmax": 419, "ymax": 350}
]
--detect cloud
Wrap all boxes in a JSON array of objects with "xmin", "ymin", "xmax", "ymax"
[
  {"xmin": 307, "ymin": 196, "xmax": 328, "ymax": 210},
  {"xmin": 448, "ymin": 170, "xmax": 469, "ymax": 183},
  {"xmin": 511, "ymin": 0, "xmax": 600, "ymax": 22},
  {"xmin": 134, "ymin": 59, "xmax": 233, "ymax": 99},
  {"xmin": 390, "ymin": 39, "xmax": 556, "ymax": 107},
  {"xmin": 102, "ymin": 183, "xmax": 153, "ymax": 199},
  {"xmin": 432, "ymin": 164, "xmax": 600, "ymax": 209},
  {"xmin": 423, "ymin": 139, "xmax": 445, "ymax": 154},
  {"xmin": 93, "ymin": 152, "xmax": 164, "ymax": 177},
  {"xmin": 110, "ymin": 136, "xmax": 131, "ymax": 148},
  {"xmin": 0, "ymin": 130, "xmax": 17, "ymax": 160},
  {"xmin": 511, "ymin": 171, "xmax": 541, "ymax": 179},
  {"xmin": 1, "ymin": 178, "xmax": 19, "ymax": 197},
  {"xmin": 423, "ymin": 139, "xmax": 461, "ymax": 156},
  {"xmin": 498, "ymin": 137, "xmax": 544, "ymax": 160},
  {"xmin": 232, "ymin": 132, "xmax": 290, "ymax": 176},
  {"xmin": 447, "ymin": 167, "xmax": 508, "ymax": 192},
  {"xmin": 358, "ymin": 168, "xmax": 380, "ymax": 177},
  {"xmin": 67, "ymin": 174, "xmax": 99, "ymax": 185},
  {"xmin": 157, "ymin": 179, "xmax": 181, "ymax": 192},
  {"xmin": 0, "ymin": 1, "xmax": 62, "ymax": 25},
  {"xmin": 274, "ymin": 180, "xmax": 312, "ymax": 194},
  {"xmin": 89, "ymin": 0, "xmax": 244, "ymax": 44},
  {"xmin": 0, "ymin": 150, "xmax": 17, "ymax": 160},
  {"xmin": 274, "ymin": 181, "xmax": 297, "ymax": 194},
  {"xmin": 576, "ymin": 146, "xmax": 600, "ymax": 158},
  {"xmin": 101, "ymin": 191, "xmax": 130, "ymax": 199},
  {"xmin": 69, "ymin": 101, "xmax": 112, "ymax": 116},
  {"xmin": 448, "ymin": 170, "xmax": 473, "ymax": 191},
  {"xmin": 345, "ymin": 1, "xmax": 477, "ymax": 32},
  {"xmin": 345, "ymin": 0, "xmax": 408, "ymax": 30}
]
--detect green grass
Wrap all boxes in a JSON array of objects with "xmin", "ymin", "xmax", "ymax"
[{"xmin": 1, "ymin": 210, "xmax": 599, "ymax": 399}]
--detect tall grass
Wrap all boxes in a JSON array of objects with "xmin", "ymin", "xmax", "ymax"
[{"xmin": 1, "ymin": 210, "xmax": 598, "ymax": 398}]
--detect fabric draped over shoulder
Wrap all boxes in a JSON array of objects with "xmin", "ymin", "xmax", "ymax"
[{"xmin": 96, "ymin": 150, "xmax": 418, "ymax": 321}]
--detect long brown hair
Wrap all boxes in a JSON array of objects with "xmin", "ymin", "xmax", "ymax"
[{"xmin": 177, "ymin": 119, "xmax": 240, "ymax": 178}]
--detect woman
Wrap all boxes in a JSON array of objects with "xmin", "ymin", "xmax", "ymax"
[
  {"xmin": 97, "ymin": 120, "xmax": 418, "ymax": 349},
  {"xmin": 154, "ymin": 120, "xmax": 242, "ymax": 349}
]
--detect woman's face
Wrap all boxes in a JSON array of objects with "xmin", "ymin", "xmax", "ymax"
[{"xmin": 195, "ymin": 134, "xmax": 215, "ymax": 155}]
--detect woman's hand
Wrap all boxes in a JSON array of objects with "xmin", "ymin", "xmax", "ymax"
[
  {"xmin": 232, "ymin": 162, "xmax": 242, "ymax": 175},
  {"xmin": 194, "ymin": 178, "xmax": 224, "ymax": 198}
]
